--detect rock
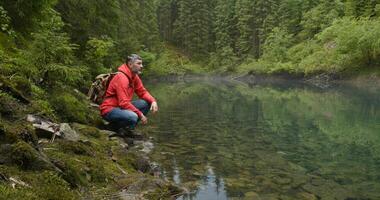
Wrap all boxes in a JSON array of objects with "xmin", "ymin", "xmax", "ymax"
[
  {"xmin": 272, "ymin": 175, "xmax": 292, "ymax": 185},
  {"xmin": 27, "ymin": 114, "xmax": 60, "ymax": 139},
  {"xmin": 135, "ymin": 155, "xmax": 151, "ymax": 173},
  {"xmin": 9, "ymin": 177, "xmax": 31, "ymax": 188},
  {"xmin": 140, "ymin": 141, "xmax": 154, "ymax": 154},
  {"xmin": 59, "ymin": 123, "xmax": 79, "ymax": 141},
  {"xmin": 296, "ymin": 192, "xmax": 318, "ymax": 200}
]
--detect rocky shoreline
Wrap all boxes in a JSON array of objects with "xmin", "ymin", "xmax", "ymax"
[{"xmin": 0, "ymin": 113, "xmax": 184, "ymax": 199}]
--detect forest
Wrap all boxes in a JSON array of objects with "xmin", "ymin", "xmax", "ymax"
[
  {"xmin": 0, "ymin": 0, "xmax": 379, "ymax": 199},
  {"xmin": 1, "ymin": 0, "xmax": 380, "ymax": 81}
]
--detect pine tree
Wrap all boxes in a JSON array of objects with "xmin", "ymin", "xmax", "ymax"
[{"xmin": 235, "ymin": 0, "xmax": 254, "ymax": 57}]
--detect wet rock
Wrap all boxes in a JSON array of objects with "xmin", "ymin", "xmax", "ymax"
[
  {"xmin": 117, "ymin": 174, "xmax": 184, "ymax": 200},
  {"xmin": 135, "ymin": 155, "xmax": 151, "ymax": 173},
  {"xmin": 140, "ymin": 141, "xmax": 154, "ymax": 154},
  {"xmin": 272, "ymin": 175, "xmax": 292, "ymax": 185},
  {"xmin": 59, "ymin": 123, "xmax": 79, "ymax": 141}
]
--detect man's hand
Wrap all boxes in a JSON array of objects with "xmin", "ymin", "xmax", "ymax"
[
  {"xmin": 150, "ymin": 101, "xmax": 158, "ymax": 114},
  {"xmin": 140, "ymin": 115, "xmax": 148, "ymax": 125}
]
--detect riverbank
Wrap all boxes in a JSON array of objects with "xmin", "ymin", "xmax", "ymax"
[{"xmin": 0, "ymin": 79, "xmax": 183, "ymax": 199}]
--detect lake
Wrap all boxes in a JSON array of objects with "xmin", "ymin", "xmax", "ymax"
[{"xmin": 140, "ymin": 77, "xmax": 380, "ymax": 200}]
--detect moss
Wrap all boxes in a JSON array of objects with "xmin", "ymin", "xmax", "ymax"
[
  {"xmin": 83, "ymin": 159, "xmax": 108, "ymax": 183},
  {"xmin": 11, "ymin": 141, "xmax": 38, "ymax": 169},
  {"xmin": 71, "ymin": 123, "xmax": 101, "ymax": 138},
  {"xmin": 0, "ymin": 91, "xmax": 22, "ymax": 118},
  {"xmin": 0, "ymin": 184, "xmax": 39, "ymax": 200},
  {"xmin": 49, "ymin": 157, "xmax": 89, "ymax": 188},
  {"xmin": 49, "ymin": 90, "xmax": 102, "ymax": 125},
  {"xmin": 9, "ymin": 75, "xmax": 32, "ymax": 97},
  {"xmin": 1, "ymin": 122, "xmax": 37, "ymax": 145},
  {"xmin": 58, "ymin": 140, "xmax": 94, "ymax": 156},
  {"xmin": 0, "ymin": 166, "xmax": 79, "ymax": 200},
  {"xmin": 29, "ymin": 100, "xmax": 57, "ymax": 121},
  {"xmin": 33, "ymin": 171, "xmax": 78, "ymax": 200},
  {"xmin": 50, "ymin": 92, "xmax": 88, "ymax": 123}
]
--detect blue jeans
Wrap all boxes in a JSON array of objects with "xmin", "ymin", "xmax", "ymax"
[{"xmin": 104, "ymin": 99, "xmax": 150, "ymax": 130}]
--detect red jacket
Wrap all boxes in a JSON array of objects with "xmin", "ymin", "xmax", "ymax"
[{"xmin": 100, "ymin": 64, "xmax": 156, "ymax": 118}]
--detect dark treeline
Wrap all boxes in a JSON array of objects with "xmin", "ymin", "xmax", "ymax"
[
  {"xmin": 158, "ymin": 0, "xmax": 380, "ymax": 74},
  {"xmin": 0, "ymin": 0, "xmax": 162, "ymax": 124},
  {"xmin": 0, "ymin": 0, "xmax": 159, "ymax": 91}
]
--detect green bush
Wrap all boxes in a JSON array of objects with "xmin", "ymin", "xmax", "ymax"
[
  {"xmin": 138, "ymin": 50, "xmax": 156, "ymax": 69},
  {"xmin": 85, "ymin": 37, "xmax": 115, "ymax": 77},
  {"xmin": 318, "ymin": 17, "xmax": 380, "ymax": 69}
]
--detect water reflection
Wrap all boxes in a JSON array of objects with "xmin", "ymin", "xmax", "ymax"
[{"xmin": 141, "ymin": 79, "xmax": 380, "ymax": 199}]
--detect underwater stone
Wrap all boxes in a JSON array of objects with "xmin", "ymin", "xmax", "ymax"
[{"xmin": 244, "ymin": 191, "xmax": 260, "ymax": 199}]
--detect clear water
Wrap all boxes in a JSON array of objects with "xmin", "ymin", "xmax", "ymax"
[{"xmin": 141, "ymin": 78, "xmax": 380, "ymax": 200}]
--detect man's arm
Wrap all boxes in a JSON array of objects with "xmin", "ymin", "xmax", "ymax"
[
  {"xmin": 114, "ymin": 75, "xmax": 144, "ymax": 118},
  {"xmin": 134, "ymin": 77, "xmax": 155, "ymax": 101}
]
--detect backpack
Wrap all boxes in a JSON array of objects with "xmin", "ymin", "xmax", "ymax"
[{"xmin": 87, "ymin": 71, "xmax": 132, "ymax": 105}]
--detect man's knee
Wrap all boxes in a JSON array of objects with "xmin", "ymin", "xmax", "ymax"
[
  {"xmin": 133, "ymin": 99, "xmax": 150, "ymax": 115},
  {"xmin": 124, "ymin": 111, "xmax": 138, "ymax": 123}
]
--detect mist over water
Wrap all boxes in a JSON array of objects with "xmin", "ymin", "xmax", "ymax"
[{"xmin": 141, "ymin": 79, "xmax": 380, "ymax": 199}]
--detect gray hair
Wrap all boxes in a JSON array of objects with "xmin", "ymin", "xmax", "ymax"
[{"xmin": 126, "ymin": 54, "xmax": 142, "ymax": 63}]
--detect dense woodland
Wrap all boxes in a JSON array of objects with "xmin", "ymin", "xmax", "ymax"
[{"xmin": 158, "ymin": 0, "xmax": 380, "ymax": 74}]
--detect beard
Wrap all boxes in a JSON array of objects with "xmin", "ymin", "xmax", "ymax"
[{"xmin": 131, "ymin": 66, "xmax": 142, "ymax": 74}]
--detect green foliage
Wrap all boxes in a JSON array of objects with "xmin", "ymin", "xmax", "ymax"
[
  {"xmin": 318, "ymin": 17, "xmax": 380, "ymax": 69},
  {"xmin": 84, "ymin": 37, "xmax": 115, "ymax": 77},
  {"xmin": 261, "ymin": 28, "xmax": 293, "ymax": 63},
  {"xmin": 299, "ymin": 0, "xmax": 344, "ymax": 39},
  {"xmin": 0, "ymin": 6, "xmax": 14, "ymax": 36},
  {"xmin": 25, "ymin": 10, "xmax": 85, "ymax": 87},
  {"xmin": 0, "ymin": 0, "xmax": 56, "ymax": 34},
  {"xmin": 146, "ymin": 46, "xmax": 207, "ymax": 76},
  {"xmin": 173, "ymin": 0, "xmax": 215, "ymax": 58},
  {"xmin": 9, "ymin": 75, "xmax": 31, "ymax": 96},
  {"xmin": 138, "ymin": 50, "xmax": 157, "ymax": 69}
]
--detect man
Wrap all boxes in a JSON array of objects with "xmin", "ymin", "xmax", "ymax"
[{"xmin": 100, "ymin": 54, "xmax": 158, "ymax": 134}]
